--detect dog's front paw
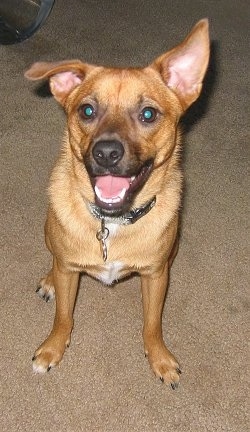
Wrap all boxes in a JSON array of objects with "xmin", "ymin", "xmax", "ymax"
[
  {"xmin": 145, "ymin": 343, "xmax": 181, "ymax": 389},
  {"xmin": 32, "ymin": 334, "xmax": 70, "ymax": 373},
  {"xmin": 36, "ymin": 275, "xmax": 55, "ymax": 302}
]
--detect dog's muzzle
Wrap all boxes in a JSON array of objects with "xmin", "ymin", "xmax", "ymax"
[
  {"xmin": 85, "ymin": 138, "xmax": 153, "ymax": 216},
  {"xmin": 85, "ymin": 139, "xmax": 153, "ymax": 214}
]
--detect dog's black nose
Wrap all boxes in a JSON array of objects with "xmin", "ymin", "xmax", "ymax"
[{"xmin": 92, "ymin": 140, "xmax": 124, "ymax": 168}]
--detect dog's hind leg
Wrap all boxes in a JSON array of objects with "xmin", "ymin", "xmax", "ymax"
[
  {"xmin": 36, "ymin": 269, "xmax": 55, "ymax": 302},
  {"xmin": 35, "ymin": 223, "xmax": 59, "ymax": 302},
  {"xmin": 168, "ymin": 236, "xmax": 179, "ymax": 268}
]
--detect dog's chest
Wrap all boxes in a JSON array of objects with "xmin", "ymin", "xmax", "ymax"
[
  {"xmin": 96, "ymin": 223, "xmax": 125, "ymax": 284},
  {"xmin": 97, "ymin": 260, "xmax": 124, "ymax": 285}
]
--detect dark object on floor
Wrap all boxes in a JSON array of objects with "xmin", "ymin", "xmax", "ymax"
[{"xmin": 0, "ymin": 0, "xmax": 54, "ymax": 44}]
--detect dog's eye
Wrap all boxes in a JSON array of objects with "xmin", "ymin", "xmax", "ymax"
[
  {"xmin": 139, "ymin": 107, "xmax": 157, "ymax": 123},
  {"xmin": 78, "ymin": 104, "xmax": 96, "ymax": 120}
]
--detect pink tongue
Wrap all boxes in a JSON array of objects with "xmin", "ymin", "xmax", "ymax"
[{"xmin": 95, "ymin": 175, "xmax": 130, "ymax": 199}]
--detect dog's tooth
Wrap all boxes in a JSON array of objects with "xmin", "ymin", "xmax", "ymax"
[
  {"xmin": 97, "ymin": 195, "xmax": 121, "ymax": 204},
  {"xmin": 94, "ymin": 185, "xmax": 126, "ymax": 204},
  {"xmin": 104, "ymin": 198, "xmax": 113, "ymax": 204},
  {"xmin": 119, "ymin": 187, "xmax": 127, "ymax": 199},
  {"xmin": 110, "ymin": 197, "xmax": 121, "ymax": 204},
  {"xmin": 94, "ymin": 185, "xmax": 101, "ymax": 199}
]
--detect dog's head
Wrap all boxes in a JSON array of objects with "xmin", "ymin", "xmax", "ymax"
[{"xmin": 25, "ymin": 19, "xmax": 209, "ymax": 215}]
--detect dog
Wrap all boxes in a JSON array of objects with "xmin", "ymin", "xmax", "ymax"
[{"xmin": 25, "ymin": 19, "xmax": 209, "ymax": 389}]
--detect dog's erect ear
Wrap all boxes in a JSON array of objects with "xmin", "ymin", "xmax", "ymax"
[
  {"xmin": 25, "ymin": 60, "xmax": 94, "ymax": 105},
  {"xmin": 151, "ymin": 19, "xmax": 210, "ymax": 110}
]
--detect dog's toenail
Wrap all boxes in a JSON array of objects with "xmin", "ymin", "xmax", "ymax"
[
  {"xmin": 171, "ymin": 383, "xmax": 176, "ymax": 390},
  {"xmin": 176, "ymin": 368, "xmax": 182, "ymax": 375},
  {"xmin": 32, "ymin": 356, "xmax": 36, "ymax": 361},
  {"xmin": 35, "ymin": 287, "xmax": 40, "ymax": 293},
  {"xmin": 160, "ymin": 377, "xmax": 164, "ymax": 383},
  {"xmin": 47, "ymin": 366, "xmax": 51, "ymax": 372}
]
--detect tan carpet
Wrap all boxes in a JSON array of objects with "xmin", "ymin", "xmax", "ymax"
[{"xmin": 0, "ymin": 1, "xmax": 249, "ymax": 431}]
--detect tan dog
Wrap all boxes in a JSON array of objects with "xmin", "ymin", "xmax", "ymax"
[{"xmin": 25, "ymin": 19, "xmax": 209, "ymax": 388}]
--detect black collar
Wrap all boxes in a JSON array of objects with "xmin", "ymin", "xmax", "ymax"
[{"xmin": 88, "ymin": 196, "xmax": 156, "ymax": 225}]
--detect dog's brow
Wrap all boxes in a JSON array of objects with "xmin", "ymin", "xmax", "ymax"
[
  {"xmin": 138, "ymin": 95, "xmax": 163, "ymax": 109},
  {"xmin": 93, "ymin": 70, "xmax": 145, "ymax": 105}
]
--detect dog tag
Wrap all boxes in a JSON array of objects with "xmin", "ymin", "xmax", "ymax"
[{"xmin": 96, "ymin": 219, "xmax": 109, "ymax": 262}]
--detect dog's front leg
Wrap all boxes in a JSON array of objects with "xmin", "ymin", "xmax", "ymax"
[
  {"xmin": 32, "ymin": 258, "xmax": 79, "ymax": 373},
  {"xmin": 141, "ymin": 266, "xmax": 181, "ymax": 388}
]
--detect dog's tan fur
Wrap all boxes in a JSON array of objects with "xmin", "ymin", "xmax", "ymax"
[{"xmin": 25, "ymin": 20, "xmax": 209, "ymax": 387}]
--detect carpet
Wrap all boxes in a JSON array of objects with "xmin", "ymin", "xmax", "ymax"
[{"xmin": 0, "ymin": 1, "xmax": 249, "ymax": 431}]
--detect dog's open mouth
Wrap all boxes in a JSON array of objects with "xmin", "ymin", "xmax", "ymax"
[{"xmin": 92, "ymin": 161, "xmax": 153, "ymax": 213}]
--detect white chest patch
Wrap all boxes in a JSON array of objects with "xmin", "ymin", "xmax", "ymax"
[
  {"xmin": 106, "ymin": 222, "xmax": 120, "ymax": 239},
  {"xmin": 98, "ymin": 261, "xmax": 124, "ymax": 285}
]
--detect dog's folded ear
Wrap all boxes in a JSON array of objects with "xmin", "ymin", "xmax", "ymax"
[
  {"xmin": 150, "ymin": 19, "xmax": 210, "ymax": 110},
  {"xmin": 25, "ymin": 60, "xmax": 94, "ymax": 105}
]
